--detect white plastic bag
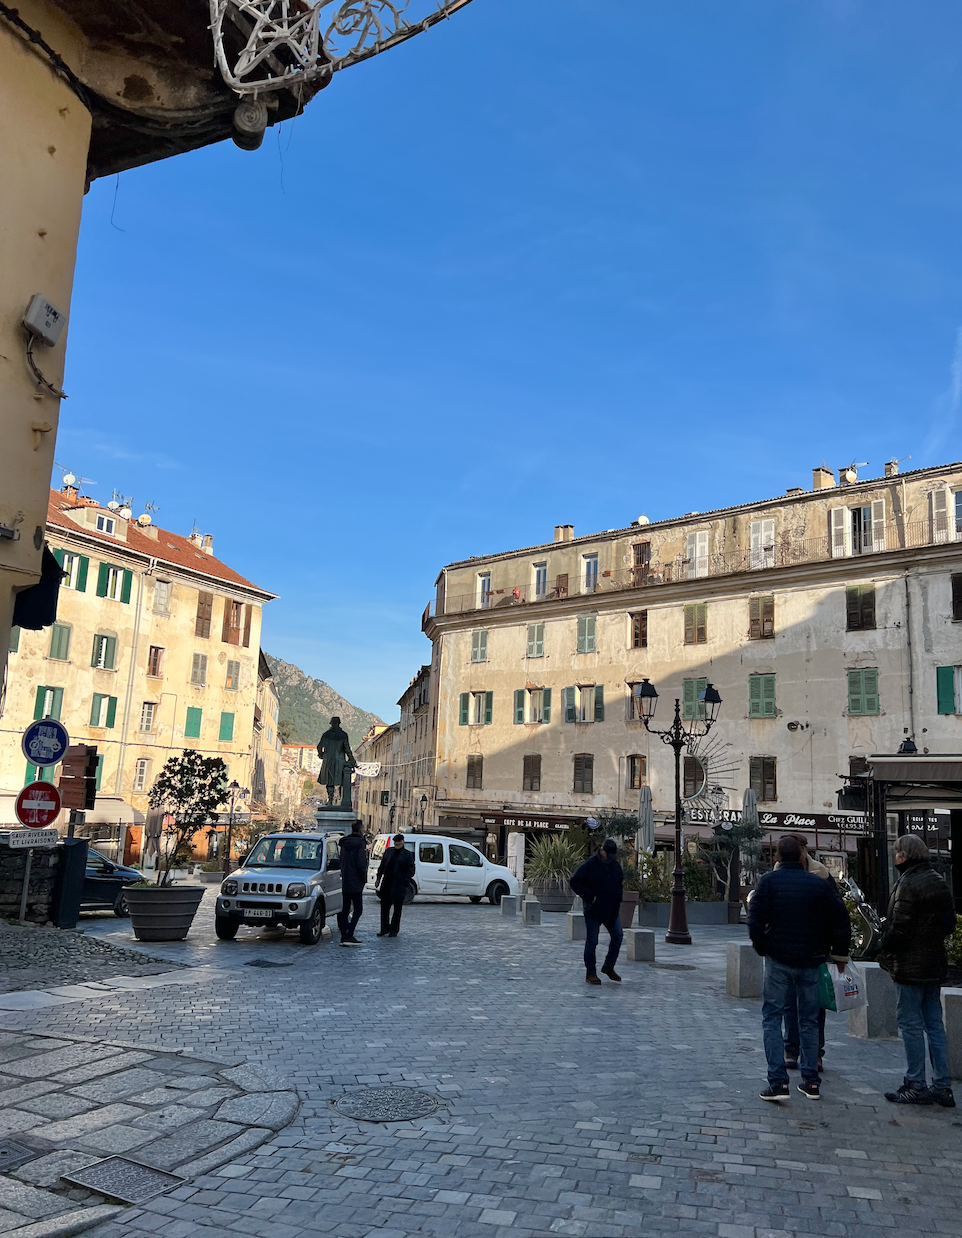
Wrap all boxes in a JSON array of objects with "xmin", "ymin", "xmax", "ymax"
[{"xmin": 831, "ymin": 961, "xmax": 867, "ymax": 1012}]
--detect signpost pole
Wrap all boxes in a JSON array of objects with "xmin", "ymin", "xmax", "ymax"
[{"xmin": 18, "ymin": 850, "xmax": 33, "ymax": 921}]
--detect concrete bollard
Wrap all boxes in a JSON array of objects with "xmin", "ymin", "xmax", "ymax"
[
  {"xmin": 941, "ymin": 988, "xmax": 962, "ymax": 1080},
  {"xmin": 725, "ymin": 942, "xmax": 764, "ymax": 999},
  {"xmin": 626, "ymin": 928, "xmax": 656, "ymax": 963},
  {"xmin": 500, "ymin": 895, "xmax": 519, "ymax": 918},
  {"xmin": 848, "ymin": 961, "xmax": 898, "ymax": 1039},
  {"xmin": 521, "ymin": 898, "xmax": 541, "ymax": 926},
  {"xmin": 566, "ymin": 911, "xmax": 586, "ymax": 941}
]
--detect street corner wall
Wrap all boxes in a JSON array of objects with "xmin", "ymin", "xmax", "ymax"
[{"xmin": 0, "ymin": 844, "xmax": 59, "ymax": 922}]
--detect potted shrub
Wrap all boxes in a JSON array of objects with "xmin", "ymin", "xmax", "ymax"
[
  {"xmin": 619, "ymin": 865, "xmax": 642, "ymax": 928},
  {"xmin": 526, "ymin": 834, "xmax": 584, "ymax": 911},
  {"xmin": 127, "ymin": 750, "xmax": 228, "ymax": 942}
]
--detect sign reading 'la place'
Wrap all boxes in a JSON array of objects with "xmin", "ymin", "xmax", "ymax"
[{"xmin": 686, "ymin": 807, "xmax": 869, "ymax": 832}]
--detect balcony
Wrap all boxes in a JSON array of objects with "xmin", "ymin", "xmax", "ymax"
[{"xmin": 423, "ymin": 518, "xmax": 958, "ymax": 622}]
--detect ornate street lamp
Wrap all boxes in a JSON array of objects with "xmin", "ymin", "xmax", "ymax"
[{"xmin": 636, "ymin": 678, "xmax": 723, "ymax": 945}]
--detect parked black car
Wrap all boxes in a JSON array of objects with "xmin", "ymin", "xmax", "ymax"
[{"xmin": 82, "ymin": 849, "xmax": 141, "ymax": 917}]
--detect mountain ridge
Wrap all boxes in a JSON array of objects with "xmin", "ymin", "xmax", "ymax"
[{"xmin": 264, "ymin": 653, "xmax": 384, "ymax": 750}]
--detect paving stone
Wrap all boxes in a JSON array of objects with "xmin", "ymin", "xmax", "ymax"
[
  {"xmin": 127, "ymin": 1086, "xmax": 238, "ymax": 1108},
  {"xmin": 216, "ymin": 1093, "xmax": 299, "ymax": 1130},
  {"xmin": 77, "ymin": 1123, "xmax": 159, "ymax": 1153},
  {"xmin": 3, "ymin": 1044, "xmax": 123, "ymax": 1079},
  {"xmin": 53, "ymin": 1052, "xmax": 156, "ymax": 1085},
  {"xmin": 220, "ymin": 1065, "xmax": 291, "ymax": 1093},
  {"xmin": 27, "ymin": 1103, "xmax": 143, "ymax": 1142},
  {"xmin": 0, "ymin": 1180, "xmax": 68, "ymax": 1219},
  {"xmin": 130, "ymin": 1104, "xmax": 208, "ymax": 1132},
  {"xmin": 15, "ymin": 1093, "xmax": 95, "ymax": 1119},
  {"xmin": 14, "ymin": 1150, "xmax": 102, "ymax": 1189},
  {"xmin": 69, "ymin": 1068, "xmax": 167, "ymax": 1103},
  {"xmin": 135, "ymin": 1120, "xmax": 245, "ymax": 1170}
]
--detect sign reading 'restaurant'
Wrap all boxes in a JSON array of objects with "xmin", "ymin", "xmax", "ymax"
[{"xmin": 685, "ymin": 806, "xmax": 868, "ymax": 832}]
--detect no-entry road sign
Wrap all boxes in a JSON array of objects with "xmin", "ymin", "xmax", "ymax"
[{"xmin": 15, "ymin": 781, "xmax": 62, "ymax": 827}]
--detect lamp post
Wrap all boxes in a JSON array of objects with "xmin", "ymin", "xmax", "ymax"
[
  {"xmin": 222, "ymin": 779, "xmax": 248, "ymax": 877},
  {"xmin": 636, "ymin": 678, "xmax": 722, "ymax": 945},
  {"xmin": 419, "ymin": 794, "xmax": 428, "ymax": 832}
]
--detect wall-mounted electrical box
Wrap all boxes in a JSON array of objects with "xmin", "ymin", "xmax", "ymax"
[{"xmin": 23, "ymin": 294, "xmax": 67, "ymax": 348}]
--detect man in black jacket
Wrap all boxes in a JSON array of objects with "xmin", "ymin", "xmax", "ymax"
[
  {"xmin": 337, "ymin": 822, "xmax": 369, "ymax": 947},
  {"xmin": 569, "ymin": 839, "xmax": 624, "ymax": 985},
  {"xmin": 748, "ymin": 835, "xmax": 850, "ymax": 1102},
  {"xmin": 879, "ymin": 834, "xmax": 957, "ymax": 1107},
  {"xmin": 375, "ymin": 834, "xmax": 416, "ymax": 938}
]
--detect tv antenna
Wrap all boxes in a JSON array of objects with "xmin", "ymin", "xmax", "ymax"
[{"xmin": 54, "ymin": 462, "xmax": 97, "ymax": 489}]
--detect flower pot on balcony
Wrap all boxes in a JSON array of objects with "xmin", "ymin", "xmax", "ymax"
[
  {"xmin": 126, "ymin": 885, "xmax": 205, "ymax": 942},
  {"xmin": 530, "ymin": 878, "xmax": 574, "ymax": 913},
  {"xmin": 619, "ymin": 890, "xmax": 640, "ymax": 928}
]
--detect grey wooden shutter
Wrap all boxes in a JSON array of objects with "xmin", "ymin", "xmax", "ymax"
[
  {"xmin": 749, "ymin": 597, "xmax": 761, "ymax": 639},
  {"xmin": 830, "ymin": 508, "xmax": 849, "ymax": 557},
  {"xmin": 564, "ymin": 687, "xmax": 576, "ymax": 722},
  {"xmin": 870, "ymin": 499, "xmax": 886, "ymax": 551},
  {"xmin": 762, "ymin": 595, "xmax": 774, "ymax": 637},
  {"xmin": 684, "ymin": 604, "xmax": 695, "ymax": 644},
  {"xmin": 695, "ymin": 603, "xmax": 707, "ymax": 643},
  {"xmin": 577, "ymin": 617, "xmax": 587, "ymax": 653},
  {"xmin": 483, "ymin": 691, "xmax": 493, "ymax": 724}
]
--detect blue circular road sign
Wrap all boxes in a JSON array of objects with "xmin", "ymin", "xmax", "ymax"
[{"xmin": 21, "ymin": 719, "xmax": 70, "ymax": 767}]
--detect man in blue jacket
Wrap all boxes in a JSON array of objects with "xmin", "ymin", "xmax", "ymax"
[
  {"xmin": 569, "ymin": 839, "xmax": 624, "ymax": 985},
  {"xmin": 748, "ymin": 834, "xmax": 850, "ymax": 1102}
]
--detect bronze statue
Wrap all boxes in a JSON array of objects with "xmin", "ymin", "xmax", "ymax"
[{"xmin": 317, "ymin": 716, "xmax": 357, "ymax": 808}]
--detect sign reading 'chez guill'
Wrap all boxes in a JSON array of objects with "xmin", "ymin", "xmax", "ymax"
[{"xmin": 685, "ymin": 807, "xmax": 869, "ymax": 832}]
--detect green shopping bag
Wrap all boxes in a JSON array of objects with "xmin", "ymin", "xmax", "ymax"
[{"xmin": 817, "ymin": 963, "xmax": 837, "ymax": 1011}]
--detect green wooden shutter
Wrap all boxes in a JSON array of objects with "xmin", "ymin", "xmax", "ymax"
[
  {"xmin": 684, "ymin": 605, "xmax": 694, "ymax": 644},
  {"xmin": 76, "ymin": 556, "xmax": 88, "ymax": 592},
  {"xmin": 33, "ymin": 686, "xmax": 46, "ymax": 720},
  {"xmin": 95, "ymin": 753, "xmax": 104, "ymax": 791},
  {"xmin": 564, "ymin": 686, "xmax": 576, "ymax": 722},
  {"xmin": 49, "ymin": 624, "xmax": 69, "ymax": 660},
  {"xmin": 459, "ymin": 693, "xmax": 469, "ymax": 725},
  {"xmin": 219, "ymin": 712, "xmax": 235, "ymax": 741},
  {"xmin": 594, "ymin": 684, "xmax": 605, "ymax": 721},
  {"xmin": 96, "ymin": 563, "xmax": 109, "ymax": 597},
  {"xmin": 847, "ymin": 669, "xmax": 864, "ymax": 715},
  {"xmin": 862, "ymin": 668, "xmax": 879, "ymax": 715},
  {"xmin": 52, "ymin": 548, "xmax": 64, "ymax": 568},
  {"xmin": 577, "ymin": 617, "xmax": 587, "ymax": 653},
  {"xmin": 542, "ymin": 688, "xmax": 552, "ymax": 723},
  {"xmin": 49, "ymin": 688, "xmax": 63, "ymax": 720},
  {"xmin": 91, "ymin": 636, "xmax": 100, "ymax": 667},
  {"xmin": 90, "ymin": 694, "xmax": 102, "ymax": 726},
  {"xmin": 121, "ymin": 569, "xmax": 133, "ymax": 604},
  {"xmin": 483, "ymin": 691, "xmax": 493, "ymax": 725},
  {"xmin": 937, "ymin": 666, "xmax": 956, "ymax": 715},
  {"xmin": 479, "ymin": 630, "xmax": 487, "ymax": 661},
  {"xmin": 514, "ymin": 689, "xmax": 525, "ymax": 724},
  {"xmin": 762, "ymin": 674, "xmax": 777, "ymax": 717},
  {"xmin": 586, "ymin": 616, "xmax": 596, "ymax": 652},
  {"xmin": 25, "ymin": 762, "xmax": 38, "ymax": 785},
  {"xmin": 696, "ymin": 603, "xmax": 707, "ymax": 643},
  {"xmin": 106, "ymin": 696, "xmax": 117, "ymax": 728},
  {"xmin": 749, "ymin": 675, "xmax": 762, "ymax": 717},
  {"xmin": 682, "ymin": 678, "xmax": 696, "ymax": 719},
  {"xmin": 748, "ymin": 597, "xmax": 760, "ymax": 639},
  {"xmin": 8, "ymin": 626, "xmax": 20, "ymax": 653},
  {"xmin": 861, "ymin": 587, "xmax": 876, "ymax": 630},
  {"xmin": 105, "ymin": 636, "xmax": 117, "ymax": 670},
  {"xmin": 845, "ymin": 586, "xmax": 860, "ymax": 629},
  {"xmin": 185, "ymin": 707, "xmax": 202, "ymax": 738}
]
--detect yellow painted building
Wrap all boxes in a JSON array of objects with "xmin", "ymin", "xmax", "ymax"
[{"xmin": 0, "ymin": 485, "xmax": 276, "ymax": 833}]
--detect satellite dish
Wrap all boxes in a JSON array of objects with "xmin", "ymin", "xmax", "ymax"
[
  {"xmin": 118, "ymin": 507, "xmax": 132, "ymax": 520},
  {"xmin": 107, "ymin": 500, "xmax": 120, "ymax": 511},
  {"xmin": 843, "ymin": 468, "xmax": 857, "ymax": 484},
  {"xmin": 137, "ymin": 513, "xmax": 152, "ymax": 526},
  {"xmin": 62, "ymin": 472, "xmax": 76, "ymax": 487},
  {"xmin": 637, "ymin": 514, "xmax": 650, "ymax": 525}
]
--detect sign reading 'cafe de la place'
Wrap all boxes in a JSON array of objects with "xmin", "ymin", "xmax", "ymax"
[{"xmin": 686, "ymin": 807, "xmax": 869, "ymax": 833}]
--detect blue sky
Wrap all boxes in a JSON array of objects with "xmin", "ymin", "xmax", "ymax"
[{"xmin": 59, "ymin": 0, "xmax": 962, "ymax": 721}]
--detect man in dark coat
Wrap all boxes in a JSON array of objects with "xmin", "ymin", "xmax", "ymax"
[
  {"xmin": 569, "ymin": 839, "xmax": 624, "ymax": 985},
  {"xmin": 336, "ymin": 821, "xmax": 369, "ymax": 947},
  {"xmin": 879, "ymin": 834, "xmax": 957, "ymax": 1107},
  {"xmin": 375, "ymin": 833, "xmax": 416, "ymax": 938},
  {"xmin": 749, "ymin": 834, "xmax": 850, "ymax": 1102}
]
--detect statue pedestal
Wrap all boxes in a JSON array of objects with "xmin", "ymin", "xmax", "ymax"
[{"xmin": 313, "ymin": 807, "xmax": 356, "ymax": 832}]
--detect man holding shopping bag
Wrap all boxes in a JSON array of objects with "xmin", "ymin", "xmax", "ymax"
[
  {"xmin": 749, "ymin": 835, "xmax": 851, "ymax": 1102},
  {"xmin": 879, "ymin": 834, "xmax": 957, "ymax": 1107}
]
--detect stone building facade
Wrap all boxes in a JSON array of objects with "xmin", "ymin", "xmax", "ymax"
[
  {"xmin": 0, "ymin": 486, "xmax": 276, "ymax": 835},
  {"xmin": 422, "ymin": 461, "xmax": 962, "ymax": 857}
]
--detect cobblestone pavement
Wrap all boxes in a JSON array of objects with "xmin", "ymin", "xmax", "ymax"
[
  {"xmin": 2, "ymin": 892, "xmax": 961, "ymax": 1238},
  {"xmin": 0, "ymin": 921, "xmax": 183, "ymax": 994}
]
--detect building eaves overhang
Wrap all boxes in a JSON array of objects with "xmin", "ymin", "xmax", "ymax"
[{"xmin": 438, "ymin": 460, "xmax": 962, "ymax": 574}]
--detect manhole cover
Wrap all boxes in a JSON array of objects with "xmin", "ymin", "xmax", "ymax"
[
  {"xmin": 0, "ymin": 1140, "xmax": 36, "ymax": 1171},
  {"xmin": 61, "ymin": 1157, "xmax": 184, "ymax": 1204},
  {"xmin": 333, "ymin": 1087, "xmax": 439, "ymax": 1123},
  {"xmin": 649, "ymin": 963, "xmax": 697, "ymax": 971}
]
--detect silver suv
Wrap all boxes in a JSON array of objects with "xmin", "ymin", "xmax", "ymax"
[{"xmin": 215, "ymin": 831, "xmax": 343, "ymax": 944}]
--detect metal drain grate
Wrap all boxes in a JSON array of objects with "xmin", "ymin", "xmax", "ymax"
[
  {"xmin": 61, "ymin": 1157, "xmax": 184, "ymax": 1204},
  {"xmin": 333, "ymin": 1087, "xmax": 440, "ymax": 1123},
  {"xmin": 0, "ymin": 1140, "xmax": 37, "ymax": 1171}
]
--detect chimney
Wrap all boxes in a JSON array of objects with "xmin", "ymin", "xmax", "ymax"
[
  {"xmin": 188, "ymin": 531, "xmax": 203, "ymax": 548},
  {"xmin": 884, "ymin": 459, "xmax": 899, "ymax": 478},
  {"xmin": 62, "ymin": 484, "xmax": 78, "ymax": 502},
  {"xmin": 554, "ymin": 524, "xmax": 574, "ymax": 543},
  {"xmin": 812, "ymin": 467, "xmax": 835, "ymax": 491},
  {"xmin": 202, "ymin": 533, "xmax": 214, "ymax": 555},
  {"xmin": 785, "ymin": 487, "xmax": 803, "ymax": 496}
]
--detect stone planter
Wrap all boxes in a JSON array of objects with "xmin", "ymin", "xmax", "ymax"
[
  {"xmin": 530, "ymin": 878, "xmax": 574, "ymax": 913},
  {"xmin": 127, "ymin": 885, "xmax": 206, "ymax": 941},
  {"xmin": 637, "ymin": 900, "xmax": 730, "ymax": 927},
  {"xmin": 619, "ymin": 890, "xmax": 640, "ymax": 928}
]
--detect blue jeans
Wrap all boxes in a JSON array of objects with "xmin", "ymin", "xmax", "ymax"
[
  {"xmin": 584, "ymin": 915, "xmax": 623, "ymax": 975},
  {"xmin": 896, "ymin": 983, "xmax": 950, "ymax": 1090},
  {"xmin": 762, "ymin": 958, "xmax": 821, "ymax": 1086}
]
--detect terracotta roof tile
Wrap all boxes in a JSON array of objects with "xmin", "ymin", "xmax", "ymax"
[{"xmin": 45, "ymin": 490, "xmax": 276, "ymax": 598}]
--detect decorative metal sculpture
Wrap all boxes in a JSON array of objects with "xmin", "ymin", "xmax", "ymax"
[{"xmin": 210, "ymin": 0, "xmax": 475, "ymax": 96}]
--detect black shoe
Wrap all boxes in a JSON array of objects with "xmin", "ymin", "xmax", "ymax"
[
  {"xmin": 339, "ymin": 940, "xmax": 352, "ymax": 947},
  {"xmin": 388, "ymin": 931, "xmax": 399, "ymax": 937},
  {"xmin": 759, "ymin": 1084, "xmax": 790, "ymax": 1102},
  {"xmin": 926, "ymin": 1086, "xmax": 956, "ymax": 1108},
  {"xmin": 343, "ymin": 938, "xmax": 362, "ymax": 946},
  {"xmin": 601, "ymin": 966, "xmax": 622, "ymax": 983},
  {"xmin": 586, "ymin": 973, "xmax": 602, "ymax": 986},
  {"xmin": 377, "ymin": 931, "xmax": 389, "ymax": 937},
  {"xmin": 797, "ymin": 1081, "xmax": 820, "ymax": 1100},
  {"xmin": 885, "ymin": 1082, "xmax": 932, "ymax": 1105},
  {"xmin": 784, "ymin": 1055, "xmax": 799, "ymax": 1071}
]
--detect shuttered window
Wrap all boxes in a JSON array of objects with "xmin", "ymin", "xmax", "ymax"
[
  {"xmin": 748, "ymin": 674, "xmax": 777, "ymax": 718},
  {"xmin": 222, "ymin": 599, "xmax": 244, "ymax": 644},
  {"xmin": 471, "ymin": 630, "xmax": 488, "ymax": 662},
  {"xmin": 686, "ymin": 531, "xmax": 709, "ymax": 578},
  {"xmin": 96, "ymin": 563, "xmax": 131, "ymax": 602},
  {"xmin": 522, "ymin": 755, "xmax": 541, "ymax": 791},
  {"xmin": 627, "ymin": 754, "xmax": 646, "ymax": 790},
  {"xmin": 91, "ymin": 634, "xmax": 117, "ymax": 670},
  {"xmin": 632, "ymin": 542, "xmax": 651, "ymax": 586},
  {"xmin": 682, "ymin": 677, "xmax": 708, "ymax": 721},
  {"xmin": 749, "ymin": 595, "xmax": 775, "ymax": 639},
  {"xmin": 555, "ymin": 573, "xmax": 569, "ymax": 598},
  {"xmin": 242, "ymin": 604, "xmax": 252, "ymax": 648},
  {"xmin": 225, "ymin": 659, "xmax": 241, "ymax": 690},
  {"xmin": 460, "ymin": 692, "xmax": 470, "ymax": 725},
  {"xmin": 147, "ymin": 646, "xmax": 164, "ymax": 677},
  {"xmin": 846, "ymin": 585, "xmax": 876, "ymax": 631},
  {"xmin": 847, "ymin": 668, "xmax": 880, "ymax": 716},
  {"xmin": 466, "ymin": 755, "xmax": 483, "ymax": 789},
  {"xmin": 191, "ymin": 653, "xmax": 208, "ymax": 686},
  {"xmin": 684, "ymin": 603, "xmax": 707, "ymax": 644},
  {"xmin": 9, "ymin": 626, "xmax": 20, "ymax": 653},
  {"xmin": 219, "ymin": 712, "xmax": 235, "ymax": 742},
  {"xmin": 749, "ymin": 519, "xmax": 775, "ymax": 570},
  {"xmin": 936, "ymin": 666, "xmax": 959, "ymax": 715},
  {"xmin": 56, "ymin": 551, "xmax": 88, "ymax": 592},
  {"xmin": 195, "ymin": 592, "xmax": 213, "ymax": 638},
  {"xmin": 514, "ymin": 688, "xmax": 525, "ymax": 724},
  {"xmin": 576, "ymin": 616, "xmax": 596, "ymax": 653},
  {"xmin": 184, "ymin": 706, "xmax": 203, "ymax": 738},
  {"xmin": 153, "ymin": 580, "xmax": 172, "ymax": 614},
  {"xmin": 563, "ymin": 686, "xmax": 577, "ymax": 722},
  {"xmin": 48, "ymin": 623, "xmax": 70, "ymax": 661},
  {"xmin": 461, "ymin": 692, "xmax": 492, "ymax": 725},
  {"xmin": 683, "ymin": 755, "xmax": 705, "ymax": 798},
  {"xmin": 573, "ymin": 753, "xmax": 593, "ymax": 794},
  {"xmin": 750, "ymin": 755, "xmax": 777, "ymax": 802},
  {"xmin": 953, "ymin": 575, "xmax": 962, "ymax": 622},
  {"xmin": 526, "ymin": 623, "xmax": 544, "ymax": 658},
  {"xmin": 90, "ymin": 693, "xmax": 116, "ymax": 728},
  {"xmin": 33, "ymin": 685, "xmax": 63, "ymax": 720},
  {"xmin": 630, "ymin": 611, "xmax": 648, "ymax": 648}
]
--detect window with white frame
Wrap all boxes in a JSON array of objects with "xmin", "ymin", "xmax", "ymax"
[
  {"xmin": 582, "ymin": 554, "xmax": 599, "ymax": 594},
  {"xmin": 477, "ymin": 572, "xmax": 492, "ymax": 609},
  {"xmin": 514, "ymin": 687, "xmax": 551, "ymax": 724},
  {"xmin": 830, "ymin": 499, "xmax": 886, "ymax": 557},
  {"xmin": 61, "ymin": 552, "xmax": 83, "ymax": 590},
  {"xmin": 533, "ymin": 561, "xmax": 548, "ymax": 599},
  {"xmin": 96, "ymin": 514, "xmax": 116, "ymax": 535},
  {"xmin": 459, "ymin": 691, "xmax": 492, "ymax": 725},
  {"xmin": 133, "ymin": 758, "xmax": 150, "ymax": 792},
  {"xmin": 627, "ymin": 754, "xmax": 646, "ymax": 790},
  {"xmin": 104, "ymin": 565, "xmax": 124, "ymax": 600},
  {"xmin": 749, "ymin": 519, "xmax": 775, "ymax": 570},
  {"xmin": 140, "ymin": 701, "xmax": 155, "ymax": 732},
  {"xmin": 686, "ymin": 530, "xmax": 709, "ymax": 578},
  {"xmin": 526, "ymin": 623, "xmax": 544, "ymax": 657},
  {"xmin": 471, "ymin": 630, "xmax": 487, "ymax": 662},
  {"xmin": 562, "ymin": 684, "xmax": 604, "ymax": 722}
]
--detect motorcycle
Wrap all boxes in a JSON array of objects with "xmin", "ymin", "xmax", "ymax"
[{"xmin": 842, "ymin": 875, "xmax": 886, "ymax": 960}]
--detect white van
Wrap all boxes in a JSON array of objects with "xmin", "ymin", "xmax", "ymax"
[{"xmin": 366, "ymin": 834, "xmax": 518, "ymax": 905}]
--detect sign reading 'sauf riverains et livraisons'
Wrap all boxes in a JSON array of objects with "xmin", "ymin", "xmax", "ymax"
[{"xmin": 4, "ymin": 829, "xmax": 59, "ymax": 849}]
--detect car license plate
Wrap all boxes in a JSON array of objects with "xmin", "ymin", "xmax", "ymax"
[{"xmin": 244, "ymin": 909, "xmax": 272, "ymax": 919}]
